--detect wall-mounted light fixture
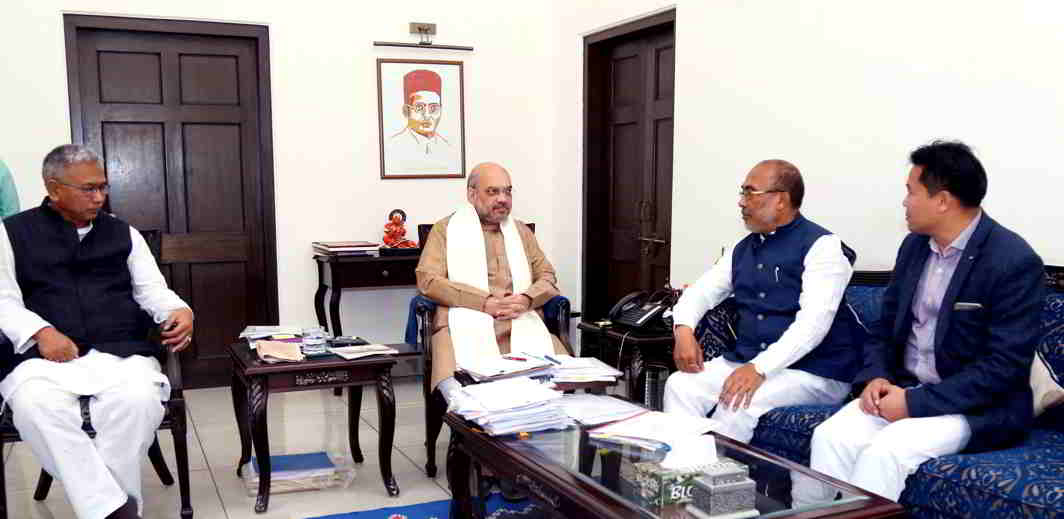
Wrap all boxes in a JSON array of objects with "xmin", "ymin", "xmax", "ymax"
[{"xmin": 373, "ymin": 22, "xmax": 474, "ymax": 51}]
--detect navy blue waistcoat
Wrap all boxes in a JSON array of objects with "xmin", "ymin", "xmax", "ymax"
[
  {"xmin": 728, "ymin": 215, "xmax": 859, "ymax": 382},
  {"xmin": 0, "ymin": 199, "xmax": 155, "ymax": 379}
]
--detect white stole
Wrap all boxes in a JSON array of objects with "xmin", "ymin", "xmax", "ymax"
[{"xmin": 445, "ymin": 203, "xmax": 553, "ymax": 369}]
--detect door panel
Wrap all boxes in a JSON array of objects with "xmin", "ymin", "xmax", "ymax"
[
  {"xmin": 584, "ymin": 18, "xmax": 675, "ymax": 320},
  {"xmin": 71, "ymin": 23, "xmax": 273, "ymax": 387}
]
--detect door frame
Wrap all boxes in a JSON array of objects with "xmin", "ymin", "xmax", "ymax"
[
  {"xmin": 63, "ymin": 14, "xmax": 279, "ymax": 324},
  {"xmin": 581, "ymin": 9, "xmax": 676, "ymax": 322}
]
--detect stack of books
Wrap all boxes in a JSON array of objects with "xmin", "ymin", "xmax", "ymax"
[
  {"xmin": 450, "ymin": 377, "xmax": 570, "ymax": 436},
  {"xmin": 244, "ymin": 451, "xmax": 354, "ymax": 494},
  {"xmin": 458, "ymin": 353, "xmax": 554, "ymax": 382},
  {"xmin": 543, "ymin": 354, "xmax": 623, "ymax": 383},
  {"xmin": 312, "ymin": 241, "xmax": 379, "ymax": 257}
]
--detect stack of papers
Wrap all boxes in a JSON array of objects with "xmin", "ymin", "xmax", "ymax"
[
  {"xmin": 329, "ymin": 344, "xmax": 399, "ymax": 360},
  {"xmin": 450, "ymin": 377, "xmax": 570, "ymax": 436},
  {"xmin": 545, "ymin": 354, "xmax": 623, "ymax": 383},
  {"xmin": 459, "ymin": 354, "xmax": 553, "ymax": 382},
  {"xmin": 558, "ymin": 394, "xmax": 646, "ymax": 426},
  {"xmin": 240, "ymin": 325, "xmax": 302, "ymax": 340},
  {"xmin": 589, "ymin": 411, "xmax": 718, "ymax": 451}
]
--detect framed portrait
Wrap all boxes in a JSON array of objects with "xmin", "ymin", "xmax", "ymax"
[{"xmin": 377, "ymin": 59, "xmax": 466, "ymax": 179}]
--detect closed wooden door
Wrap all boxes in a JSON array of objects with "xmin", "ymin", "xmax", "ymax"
[
  {"xmin": 66, "ymin": 16, "xmax": 277, "ymax": 387},
  {"xmin": 584, "ymin": 17, "xmax": 675, "ymax": 320}
]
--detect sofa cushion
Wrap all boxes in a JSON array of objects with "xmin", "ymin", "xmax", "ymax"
[
  {"xmin": 1032, "ymin": 293, "xmax": 1064, "ymax": 416},
  {"xmin": 844, "ymin": 284, "xmax": 885, "ymax": 333},
  {"xmin": 695, "ymin": 297, "xmax": 738, "ymax": 361},
  {"xmin": 899, "ymin": 428, "xmax": 1064, "ymax": 518},
  {"xmin": 749, "ymin": 404, "xmax": 844, "ymax": 465}
]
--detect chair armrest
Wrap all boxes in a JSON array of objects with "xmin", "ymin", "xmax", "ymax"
[
  {"xmin": 413, "ymin": 295, "xmax": 438, "ymax": 362},
  {"xmin": 165, "ymin": 347, "xmax": 184, "ymax": 396},
  {"xmin": 543, "ymin": 295, "xmax": 573, "ymax": 355}
]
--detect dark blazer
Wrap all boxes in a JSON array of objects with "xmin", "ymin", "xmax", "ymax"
[{"xmin": 857, "ymin": 213, "xmax": 1044, "ymax": 453}]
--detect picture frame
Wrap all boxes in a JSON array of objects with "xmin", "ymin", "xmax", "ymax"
[{"xmin": 377, "ymin": 59, "xmax": 467, "ymax": 179}]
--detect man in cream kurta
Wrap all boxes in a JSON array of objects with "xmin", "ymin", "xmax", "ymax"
[{"xmin": 416, "ymin": 162, "xmax": 567, "ymax": 399}]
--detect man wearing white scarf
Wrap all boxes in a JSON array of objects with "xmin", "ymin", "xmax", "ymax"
[{"xmin": 416, "ymin": 162, "xmax": 568, "ymax": 402}]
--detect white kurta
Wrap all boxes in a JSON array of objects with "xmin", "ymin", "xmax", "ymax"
[
  {"xmin": 664, "ymin": 234, "xmax": 854, "ymax": 442},
  {"xmin": 0, "ymin": 221, "xmax": 190, "ymax": 519}
]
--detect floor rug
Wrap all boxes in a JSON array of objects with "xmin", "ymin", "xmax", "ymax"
[{"xmin": 306, "ymin": 491, "xmax": 546, "ymax": 519}]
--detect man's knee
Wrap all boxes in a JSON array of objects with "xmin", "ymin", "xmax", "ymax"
[
  {"xmin": 102, "ymin": 380, "xmax": 164, "ymax": 420},
  {"xmin": 9, "ymin": 379, "xmax": 79, "ymax": 430},
  {"xmin": 664, "ymin": 371, "xmax": 698, "ymax": 397}
]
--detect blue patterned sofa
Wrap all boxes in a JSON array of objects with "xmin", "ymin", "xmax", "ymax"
[{"xmin": 698, "ymin": 269, "xmax": 1064, "ymax": 518}]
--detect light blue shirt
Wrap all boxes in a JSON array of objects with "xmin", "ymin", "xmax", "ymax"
[
  {"xmin": 904, "ymin": 211, "xmax": 982, "ymax": 384},
  {"xmin": 0, "ymin": 159, "xmax": 20, "ymax": 219}
]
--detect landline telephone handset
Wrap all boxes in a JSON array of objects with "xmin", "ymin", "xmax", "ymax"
[{"xmin": 607, "ymin": 289, "xmax": 675, "ymax": 330}]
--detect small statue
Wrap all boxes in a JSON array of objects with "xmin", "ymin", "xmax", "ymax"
[{"xmin": 382, "ymin": 209, "xmax": 417, "ymax": 248}]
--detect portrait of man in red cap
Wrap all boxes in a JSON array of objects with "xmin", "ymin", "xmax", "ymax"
[{"xmin": 379, "ymin": 61, "xmax": 465, "ymax": 178}]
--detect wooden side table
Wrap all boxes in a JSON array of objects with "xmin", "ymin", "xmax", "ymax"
[
  {"xmin": 228, "ymin": 342, "xmax": 418, "ymax": 512},
  {"xmin": 313, "ymin": 254, "xmax": 418, "ymax": 336}
]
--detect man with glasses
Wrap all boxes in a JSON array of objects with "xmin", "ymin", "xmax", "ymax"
[
  {"xmin": 663, "ymin": 159, "xmax": 860, "ymax": 444},
  {"xmin": 0, "ymin": 144, "xmax": 193, "ymax": 519},
  {"xmin": 793, "ymin": 141, "xmax": 1044, "ymax": 505},
  {"xmin": 384, "ymin": 69, "xmax": 460, "ymax": 175}
]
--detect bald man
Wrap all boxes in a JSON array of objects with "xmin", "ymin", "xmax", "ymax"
[
  {"xmin": 663, "ymin": 160, "xmax": 860, "ymax": 443},
  {"xmin": 416, "ymin": 163, "xmax": 568, "ymax": 402}
]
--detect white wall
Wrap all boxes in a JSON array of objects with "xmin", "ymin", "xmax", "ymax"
[
  {"xmin": 667, "ymin": 2, "xmax": 1064, "ymax": 284},
  {"xmin": 0, "ymin": 0, "xmax": 563, "ymax": 342}
]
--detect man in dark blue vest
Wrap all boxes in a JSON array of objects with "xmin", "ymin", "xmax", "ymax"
[
  {"xmin": 0, "ymin": 145, "xmax": 194, "ymax": 519},
  {"xmin": 664, "ymin": 159, "xmax": 859, "ymax": 443},
  {"xmin": 793, "ymin": 141, "xmax": 1043, "ymax": 504}
]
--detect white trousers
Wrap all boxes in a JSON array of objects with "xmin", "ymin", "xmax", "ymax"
[
  {"xmin": 791, "ymin": 398, "xmax": 971, "ymax": 505},
  {"xmin": 663, "ymin": 356, "xmax": 850, "ymax": 443},
  {"xmin": 7, "ymin": 355, "xmax": 166, "ymax": 519}
]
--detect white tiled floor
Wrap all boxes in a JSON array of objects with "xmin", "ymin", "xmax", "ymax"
[{"xmin": 2, "ymin": 377, "xmax": 453, "ymax": 519}]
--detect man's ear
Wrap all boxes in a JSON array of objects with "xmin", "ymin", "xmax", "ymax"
[
  {"xmin": 467, "ymin": 187, "xmax": 476, "ymax": 204},
  {"xmin": 402, "ymin": 105, "xmax": 411, "ymax": 118},
  {"xmin": 45, "ymin": 180, "xmax": 60, "ymax": 202}
]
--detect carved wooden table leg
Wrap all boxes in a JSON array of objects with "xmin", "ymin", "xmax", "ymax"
[
  {"xmin": 328, "ymin": 279, "xmax": 343, "ymax": 337},
  {"xmin": 376, "ymin": 370, "xmax": 400, "ymax": 496},
  {"xmin": 248, "ymin": 377, "xmax": 271, "ymax": 513},
  {"xmin": 231, "ymin": 372, "xmax": 252, "ymax": 478},
  {"xmin": 446, "ymin": 432, "xmax": 477, "ymax": 519},
  {"xmin": 347, "ymin": 385, "xmax": 364, "ymax": 463},
  {"xmin": 314, "ymin": 260, "xmax": 328, "ymax": 330}
]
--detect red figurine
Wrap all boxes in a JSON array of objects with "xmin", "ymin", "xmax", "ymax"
[{"xmin": 382, "ymin": 209, "xmax": 417, "ymax": 248}]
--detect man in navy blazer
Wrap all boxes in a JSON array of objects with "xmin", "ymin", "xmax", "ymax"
[{"xmin": 793, "ymin": 141, "xmax": 1044, "ymax": 504}]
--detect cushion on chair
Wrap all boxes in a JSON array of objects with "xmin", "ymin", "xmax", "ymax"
[
  {"xmin": 844, "ymin": 284, "xmax": 885, "ymax": 334},
  {"xmin": 749, "ymin": 404, "xmax": 845, "ymax": 466},
  {"xmin": 899, "ymin": 428, "xmax": 1064, "ymax": 519},
  {"xmin": 694, "ymin": 298, "xmax": 738, "ymax": 361},
  {"xmin": 1032, "ymin": 293, "xmax": 1064, "ymax": 416}
]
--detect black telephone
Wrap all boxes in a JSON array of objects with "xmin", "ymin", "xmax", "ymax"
[{"xmin": 608, "ymin": 290, "xmax": 673, "ymax": 330}]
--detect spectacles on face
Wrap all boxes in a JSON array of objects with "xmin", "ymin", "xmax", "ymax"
[
  {"xmin": 51, "ymin": 178, "xmax": 110, "ymax": 196},
  {"xmin": 738, "ymin": 186, "xmax": 783, "ymax": 199},
  {"xmin": 408, "ymin": 103, "xmax": 440, "ymax": 116},
  {"xmin": 483, "ymin": 186, "xmax": 513, "ymax": 197}
]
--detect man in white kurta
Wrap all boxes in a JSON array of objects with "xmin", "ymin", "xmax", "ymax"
[
  {"xmin": 664, "ymin": 160, "xmax": 858, "ymax": 443},
  {"xmin": 0, "ymin": 145, "xmax": 193, "ymax": 519}
]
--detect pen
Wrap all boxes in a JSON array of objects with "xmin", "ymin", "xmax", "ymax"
[
  {"xmin": 544, "ymin": 355, "xmax": 561, "ymax": 365},
  {"xmin": 503, "ymin": 356, "xmax": 527, "ymax": 362}
]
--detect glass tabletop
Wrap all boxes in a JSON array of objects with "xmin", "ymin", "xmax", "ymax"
[{"xmin": 498, "ymin": 425, "xmax": 870, "ymax": 519}]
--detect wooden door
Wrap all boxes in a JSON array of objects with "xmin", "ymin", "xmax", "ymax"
[
  {"xmin": 66, "ymin": 16, "xmax": 277, "ymax": 388},
  {"xmin": 583, "ymin": 14, "xmax": 675, "ymax": 321}
]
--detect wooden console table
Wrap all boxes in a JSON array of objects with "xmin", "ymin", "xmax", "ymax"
[
  {"xmin": 313, "ymin": 254, "xmax": 418, "ymax": 336},
  {"xmin": 229, "ymin": 342, "xmax": 419, "ymax": 512}
]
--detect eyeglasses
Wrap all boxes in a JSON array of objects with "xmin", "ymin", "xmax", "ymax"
[
  {"xmin": 408, "ymin": 103, "xmax": 440, "ymax": 116},
  {"xmin": 51, "ymin": 178, "xmax": 110, "ymax": 196},
  {"xmin": 739, "ymin": 187, "xmax": 783, "ymax": 199}
]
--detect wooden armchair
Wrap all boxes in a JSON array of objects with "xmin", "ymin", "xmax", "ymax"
[
  {"xmin": 412, "ymin": 222, "xmax": 573, "ymax": 477},
  {"xmin": 0, "ymin": 229, "xmax": 192, "ymax": 519}
]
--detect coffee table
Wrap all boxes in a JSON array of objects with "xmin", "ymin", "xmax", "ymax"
[
  {"xmin": 228, "ymin": 342, "xmax": 419, "ymax": 512},
  {"xmin": 444, "ymin": 411, "xmax": 905, "ymax": 518}
]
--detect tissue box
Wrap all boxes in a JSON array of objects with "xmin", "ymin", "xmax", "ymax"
[
  {"xmin": 689, "ymin": 458, "xmax": 756, "ymax": 517},
  {"xmin": 619, "ymin": 460, "xmax": 706, "ymax": 509}
]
